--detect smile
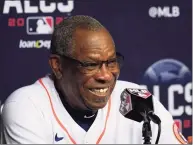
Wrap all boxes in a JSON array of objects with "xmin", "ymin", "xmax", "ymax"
[{"xmin": 89, "ymin": 87, "xmax": 109, "ymax": 96}]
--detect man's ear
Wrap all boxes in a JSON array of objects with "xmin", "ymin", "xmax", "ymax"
[{"xmin": 49, "ymin": 54, "xmax": 63, "ymax": 79}]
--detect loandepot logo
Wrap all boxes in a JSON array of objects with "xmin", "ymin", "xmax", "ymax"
[{"xmin": 19, "ymin": 39, "xmax": 51, "ymax": 49}]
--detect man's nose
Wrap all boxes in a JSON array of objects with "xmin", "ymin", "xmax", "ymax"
[{"xmin": 94, "ymin": 64, "xmax": 112, "ymax": 82}]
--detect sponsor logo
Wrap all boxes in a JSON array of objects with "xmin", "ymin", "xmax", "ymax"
[
  {"xmin": 3, "ymin": 0, "xmax": 74, "ymax": 49},
  {"xmin": 26, "ymin": 16, "xmax": 54, "ymax": 35},
  {"xmin": 149, "ymin": 6, "xmax": 180, "ymax": 18},
  {"xmin": 55, "ymin": 133, "xmax": 64, "ymax": 142},
  {"xmin": 19, "ymin": 40, "xmax": 51, "ymax": 49}
]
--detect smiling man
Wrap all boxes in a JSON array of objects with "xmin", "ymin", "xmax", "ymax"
[{"xmin": 2, "ymin": 15, "xmax": 187, "ymax": 144}]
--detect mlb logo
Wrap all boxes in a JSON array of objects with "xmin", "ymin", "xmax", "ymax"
[{"xmin": 26, "ymin": 16, "xmax": 54, "ymax": 35}]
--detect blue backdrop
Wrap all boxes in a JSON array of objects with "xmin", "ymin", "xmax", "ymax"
[{"xmin": 0, "ymin": 0, "xmax": 192, "ymax": 143}]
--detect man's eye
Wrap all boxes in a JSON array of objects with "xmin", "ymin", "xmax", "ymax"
[
  {"xmin": 81, "ymin": 62, "xmax": 98, "ymax": 67},
  {"xmin": 108, "ymin": 59, "xmax": 118, "ymax": 66},
  {"xmin": 108, "ymin": 59, "xmax": 117, "ymax": 63}
]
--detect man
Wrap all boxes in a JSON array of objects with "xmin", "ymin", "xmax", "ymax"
[{"xmin": 2, "ymin": 15, "xmax": 187, "ymax": 144}]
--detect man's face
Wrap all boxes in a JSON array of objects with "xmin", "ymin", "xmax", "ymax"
[{"xmin": 60, "ymin": 28, "xmax": 120, "ymax": 111}]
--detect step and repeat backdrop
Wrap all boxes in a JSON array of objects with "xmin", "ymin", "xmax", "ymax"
[{"xmin": 0, "ymin": 0, "xmax": 192, "ymax": 143}]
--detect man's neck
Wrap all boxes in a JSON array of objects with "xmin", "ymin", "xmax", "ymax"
[{"xmin": 52, "ymin": 76, "xmax": 97, "ymax": 118}]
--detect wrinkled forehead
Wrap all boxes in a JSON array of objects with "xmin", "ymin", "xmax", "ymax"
[{"xmin": 73, "ymin": 28, "xmax": 116, "ymax": 60}]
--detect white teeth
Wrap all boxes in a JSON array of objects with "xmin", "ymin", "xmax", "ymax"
[{"xmin": 90, "ymin": 88, "xmax": 108, "ymax": 93}]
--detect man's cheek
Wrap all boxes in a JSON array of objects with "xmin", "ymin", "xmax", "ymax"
[
  {"xmin": 79, "ymin": 84, "xmax": 88, "ymax": 97},
  {"xmin": 81, "ymin": 77, "xmax": 94, "ymax": 89}
]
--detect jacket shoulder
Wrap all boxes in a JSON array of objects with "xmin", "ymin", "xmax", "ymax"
[{"xmin": 4, "ymin": 80, "xmax": 46, "ymax": 105}]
